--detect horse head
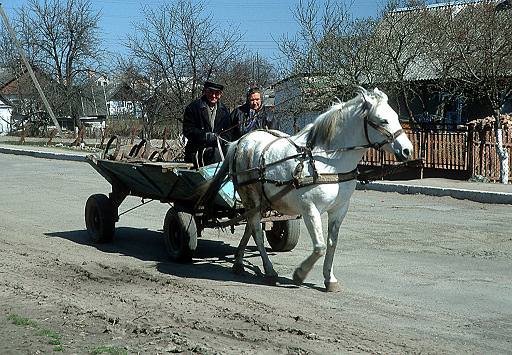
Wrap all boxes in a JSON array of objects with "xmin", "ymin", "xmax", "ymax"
[{"xmin": 360, "ymin": 87, "xmax": 413, "ymax": 162}]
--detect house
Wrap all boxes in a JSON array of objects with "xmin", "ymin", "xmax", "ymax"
[
  {"xmin": 375, "ymin": 0, "xmax": 512, "ymax": 129},
  {"xmin": 275, "ymin": 1, "xmax": 512, "ymax": 133},
  {"xmin": 103, "ymin": 79, "xmax": 143, "ymax": 119},
  {"xmin": 273, "ymin": 73, "xmax": 338, "ymax": 134},
  {"xmin": 0, "ymin": 67, "xmax": 48, "ymax": 133},
  {"xmin": 0, "ymin": 66, "xmax": 147, "ymax": 133},
  {"xmin": 0, "ymin": 93, "xmax": 12, "ymax": 135}
]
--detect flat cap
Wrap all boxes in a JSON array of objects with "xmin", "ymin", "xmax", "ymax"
[{"xmin": 204, "ymin": 80, "xmax": 224, "ymax": 91}]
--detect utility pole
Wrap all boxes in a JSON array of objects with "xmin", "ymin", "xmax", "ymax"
[{"xmin": 0, "ymin": 3, "xmax": 62, "ymax": 134}]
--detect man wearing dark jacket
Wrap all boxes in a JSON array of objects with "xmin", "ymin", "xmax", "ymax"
[
  {"xmin": 231, "ymin": 86, "xmax": 278, "ymax": 140},
  {"xmin": 182, "ymin": 81, "xmax": 233, "ymax": 167}
]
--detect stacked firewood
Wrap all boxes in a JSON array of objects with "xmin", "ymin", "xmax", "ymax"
[{"xmin": 467, "ymin": 114, "xmax": 511, "ymax": 130}]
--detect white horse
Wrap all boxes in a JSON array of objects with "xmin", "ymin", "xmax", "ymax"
[{"xmin": 200, "ymin": 87, "xmax": 413, "ymax": 292}]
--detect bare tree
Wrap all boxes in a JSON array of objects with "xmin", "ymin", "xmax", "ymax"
[
  {"xmin": 125, "ymin": 0, "xmax": 243, "ymax": 138},
  {"xmin": 275, "ymin": 0, "xmax": 378, "ymax": 132},
  {"xmin": 277, "ymin": 0, "xmax": 374, "ymax": 92},
  {"xmin": 0, "ymin": 26, "xmax": 51, "ymax": 134},
  {"xmin": 216, "ymin": 55, "xmax": 277, "ymax": 110},
  {"xmin": 427, "ymin": 0, "xmax": 511, "ymax": 183},
  {"xmin": 369, "ymin": 0, "xmax": 433, "ymax": 123},
  {"xmin": 0, "ymin": 27, "xmax": 17, "ymax": 68},
  {"xmin": 15, "ymin": 0, "xmax": 103, "ymax": 125}
]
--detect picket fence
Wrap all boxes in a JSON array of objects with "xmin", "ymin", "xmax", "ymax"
[{"xmin": 361, "ymin": 128, "xmax": 512, "ymax": 182}]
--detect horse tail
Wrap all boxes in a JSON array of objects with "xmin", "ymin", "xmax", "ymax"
[{"xmin": 194, "ymin": 144, "xmax": 234, "ymax": 209}]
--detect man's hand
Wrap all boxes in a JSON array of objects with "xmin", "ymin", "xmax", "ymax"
[{"xmin": 205, "ymin": 132, "xmax": 217, "ymax": 145}]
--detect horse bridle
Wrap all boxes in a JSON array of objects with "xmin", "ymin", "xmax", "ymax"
[{"xmin": 363, "ymin": 116, "xmax": 404, "ymax": 150}]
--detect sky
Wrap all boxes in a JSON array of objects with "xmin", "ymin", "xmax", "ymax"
[{"xmin": 1, "ymin": 0, "xmax": 381, "ymax": 60}]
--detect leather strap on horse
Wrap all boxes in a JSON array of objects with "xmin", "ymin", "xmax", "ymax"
[
  {"xmin": 229, "ymin": 126, "xmax": 419, "ymax": 208},
  {"xmin": 290, "ymin": 168, "xmax": 359, "ymax": 188},
  {"xmin": 234, "ymin": 129, "xmax": 360, "ymax": 192},
  {"xmin": 364, "ymin": 116, "xmax": 404, "ymax": 150}
]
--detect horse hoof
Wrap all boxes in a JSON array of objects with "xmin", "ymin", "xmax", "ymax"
[
  {"xmin": 324, "ymin": 282, "xmax": 341, "ymax": 293},
  {"xmin": 232, "ymin": 263, "xmax": 245, "ymax": 275},
  {"xmin": 292, "ymin": 269, "xmax": 304, "ymax": 286}
]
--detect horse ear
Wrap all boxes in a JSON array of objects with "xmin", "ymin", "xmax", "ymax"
[
  {"xmin": 373, "ymin": 87, "xmax": 388, "ymax": 101},
  {"xmin": 359, "ymin": 87, "xmax": 371, "ymax": 111}
]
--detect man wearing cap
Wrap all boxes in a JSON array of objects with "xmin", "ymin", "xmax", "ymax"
[{"xmin": 182, "ymin": 80, "xmax": 233, "ymax": 167}]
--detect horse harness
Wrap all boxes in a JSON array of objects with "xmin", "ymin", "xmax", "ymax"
[{"xmin": 230, "ymin": 117, "xmax": 404, "ymax": 206}]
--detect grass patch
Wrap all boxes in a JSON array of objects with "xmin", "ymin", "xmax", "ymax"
[
  {"xmin": 8, "ymin": 314, "xmax": 38, "ymax": 327},
  {"xmin": 7, "ymin": 314, "xmax": 64, "ymax": 351},
  {"xmin": 38, "ymin": 327, "xmax": 62, "ymax": 341},
  {"xmin": 8, "ymin": 314, "xmax": 128, "ymax": 354},
  {"xmin": 91, "ymin": 346, "xmax": 128, "ymax": 355},
  {"xmin": 38, "ymin": 329, "xmax": 63, "ymax": 351}
]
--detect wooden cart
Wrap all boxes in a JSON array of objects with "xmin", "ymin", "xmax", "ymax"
[{"xmin": 85, "ymin": 155, "xmax": 300, "ymax": 262}]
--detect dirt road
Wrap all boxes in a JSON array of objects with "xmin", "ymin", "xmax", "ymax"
[{"xmin": 1, "ymin": 153, "xmax": 511, "ymax": 354}]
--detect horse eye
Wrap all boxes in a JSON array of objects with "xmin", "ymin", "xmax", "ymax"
[{"xmin": 380, "ymin": 119, "xmax": 389, "ymax": 125}]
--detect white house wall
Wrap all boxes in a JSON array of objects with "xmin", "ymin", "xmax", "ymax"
[
  {"xmin": 108, "ymin": 100, "xmax": 142, "ymax": 117},
  {"xmin": 273, "ymin": 77, "xmax": 323, "ymax": 134},
  {"xmin": 0, "ymin": 105, "xmax": 11, "ymax": 135}
]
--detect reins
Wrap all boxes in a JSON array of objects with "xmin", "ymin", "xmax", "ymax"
[
  {"xmin": 202, "ymin": 96, "xmax": 415, "ymax": 226},
  {"xmin": 231, "ymin": 109, "xmax": 404, "ymax": 192},
  {"xmin": 216, "ymin": 109, "xmax": 267, "ymax": 138}
]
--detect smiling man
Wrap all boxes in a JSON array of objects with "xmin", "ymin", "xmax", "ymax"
[{"xmin": 182, "ymin": 80, "xmax": 233, "ymax": 167}]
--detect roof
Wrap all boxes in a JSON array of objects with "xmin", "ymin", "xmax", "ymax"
[
  {"xmin": 0, "ymin": 93, "xmax": 12, "ymax": 106},
  {"xmin": 79, "ymin": 86, "xmax": 108, "ymax": 117},
  {"xmin": 0, "ymin": 68, "xmax": 16, "ymax": 88},
  {"xmin": 377, "ymin": 0, "xmax": 512, "ymax": 83},
  {"xmin": 392, "ymin": 0, "xmax": 505, "ymax": 14}
]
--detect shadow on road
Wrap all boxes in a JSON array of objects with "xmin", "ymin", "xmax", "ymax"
[{"xmin": 45, "ymin": 227, "xmax": 299, "ymax": 289}]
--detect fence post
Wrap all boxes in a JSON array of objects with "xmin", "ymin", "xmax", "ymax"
[
  {"xmin": 417, "ymin": 130, "xmax": 424, "ymax": 179},
  {"xmin": 130, "ymin": 127, "xmax": 136, "ymax": 145},
  {"xmin": 162, "ymin": 127, "xmax": 168, "ymax": 149},
  {"xmin": 467, "ymin": 128, "xmax": 474, "ymax": 178}
]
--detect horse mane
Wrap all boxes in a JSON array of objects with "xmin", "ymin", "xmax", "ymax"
[{"xmin": 303, "ymin": 87, "xmax": 385, "ymax": 149}]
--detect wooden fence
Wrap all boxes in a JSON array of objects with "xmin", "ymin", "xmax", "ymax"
[
  {"xmin": 361, "ymin": 127, "xmax": 512, "ymax": 182},
  {"xmin": 470, "ymin": 128, "xmax": 512, "ymax": 181}
]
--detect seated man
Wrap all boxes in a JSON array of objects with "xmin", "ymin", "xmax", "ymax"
[
  {"xmin": 182, "ymin": 81, "xmax": 233, "ymax": 167},
  {"xmin": 231, "ymin": 86, "xmax": 279, "ymax": 140}
]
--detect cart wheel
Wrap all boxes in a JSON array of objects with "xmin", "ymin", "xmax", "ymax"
[
  {"xmin": 85, "ymin": 194, "xmax": 115, "ymax": 243},
  {"xmin": 163, "ymin": 207, "xmax": 197, "ymax": 263},
  {"xmin": 266, "ymin": 219, "xmax": 300, "ymax": 252}
]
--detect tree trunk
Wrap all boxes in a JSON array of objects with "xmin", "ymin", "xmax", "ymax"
[
  {"xmin": 494, "ymin": 110, "xmax": 509, "ymax": 184},
  {"xmin": 401, "ymin": 88, "xmax": 416, "ymax": 126}
]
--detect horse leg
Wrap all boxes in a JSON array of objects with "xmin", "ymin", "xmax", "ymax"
[
  {"xmin": 232, "ymin": 223, "xmax": 252, "ymax": 275},
  {"xmin": 323, "ymin": 204, "xmax": 350, "ymax": 292},
  {"xmin": 293, "ymin": 206, "xmax": 325, "ymax": 286},
  {"xmin": 248, "ymin": 213, "xmax": 278, "ymax": 285}
]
